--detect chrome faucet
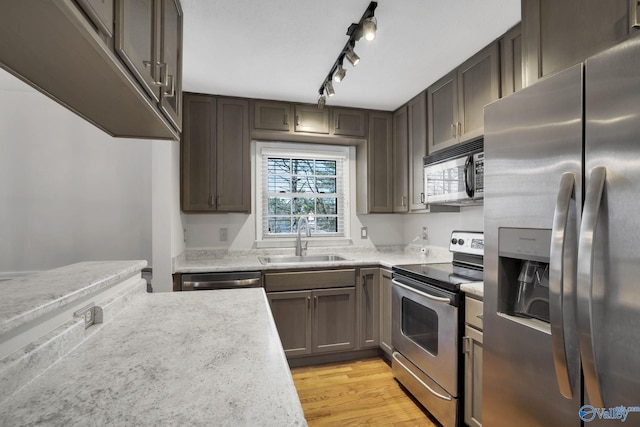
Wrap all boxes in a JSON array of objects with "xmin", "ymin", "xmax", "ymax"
[{"xmin": 295, "ymin": 216, "xmax": 311, "ymax": 256}]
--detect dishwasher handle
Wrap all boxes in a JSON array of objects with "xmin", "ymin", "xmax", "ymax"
[{"xmin": 181, "ymin": 272, "xmax": 262, "ymax": 291}]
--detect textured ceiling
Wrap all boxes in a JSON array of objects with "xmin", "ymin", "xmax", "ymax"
[{"xmin": 181, "ymin": 0, "xmax": 521, "ymax": 111}]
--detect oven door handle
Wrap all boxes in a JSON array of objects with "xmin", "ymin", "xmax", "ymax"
[
  {"xmin": 392, "ymin": 352, "xmax": 452, "ymax": 401},
  {"xmin": 392, "ymin": 279, "xmax": 452, "ymax": 304}
]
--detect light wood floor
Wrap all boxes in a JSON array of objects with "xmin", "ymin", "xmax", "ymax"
[{"xmin": 291, "ymin": 357, "xmax": 440, "ymax": 426}]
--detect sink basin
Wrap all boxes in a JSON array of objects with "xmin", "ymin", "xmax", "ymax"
[{"xmin": 258, "ymin": 254, "xmax": 350, "ymax": 264}]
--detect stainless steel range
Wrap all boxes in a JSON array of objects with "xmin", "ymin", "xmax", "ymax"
[{"xmin": 391, "ymin": 230, "xmax": 484, "ymax": 427}]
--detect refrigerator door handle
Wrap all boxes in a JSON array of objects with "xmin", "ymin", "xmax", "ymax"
[
  {"xmin": 549, "ymin": 172, "xmax": 578, "ymax": 399},
  {"xmin": 577, "ymin": 166, "xmax": 607, "ymax": 408}
]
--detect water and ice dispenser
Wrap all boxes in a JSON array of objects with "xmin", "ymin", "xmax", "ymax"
[{"xmin": 497, "ymin": 228, "xmax": 551, "ymax": 323}]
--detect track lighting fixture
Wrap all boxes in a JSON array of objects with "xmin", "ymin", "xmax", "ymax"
[
  {"xmin": 333, "ymin": 63, "xmax": 346, "ymax": 82},
  {"xmin": 325, "ymin": 81, "xmax": 335, "ymax": 97},
  {"xmin": 345, "ymin": 46, "xmax": 360, "ymax": 67},
  {"xmin": 317, "ymin": 94, "xmax": 326, "ymax": 110},
  {"xmin": 316, "ymin": 1, "xmax": 377, "ymax": 104},
  {"xmin": 363, "ymin": 17, "xmax": 377, "ymax": 41}
]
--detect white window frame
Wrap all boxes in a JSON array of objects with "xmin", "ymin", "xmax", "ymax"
[{"xmin": 255, "ymin": 141, "xmax": 352, "ymax": 247}]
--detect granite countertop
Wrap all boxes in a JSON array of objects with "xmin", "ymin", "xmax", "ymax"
[
  {"xmin": 0, "ymin": 260, "xmax": 147, "ymax": 338},
  {"xmin": 0, "ymin": 288, "xmax": 306, "ymax": 426},
  {"xmin": 173, "ymin": 245, "xmax": 454, "ymax": 274},
  {"xmin": 460, "ymin": 282, "xmax": 484, "ymax": 299}
]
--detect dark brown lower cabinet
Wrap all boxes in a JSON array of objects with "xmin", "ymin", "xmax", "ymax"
[
  {"xmin": 265, "ymin": 269, "xmax": 357, "ymax": 358},
  {"xmin": 267, "ymin": 290, "xmax": 312, "ymax": 357},
  {"xmin": 359, "ymin": 268, "xmax": 380, "ymax": 349},
  {"xmin": 379, "ymin": 268, "xmax": 393, "ymax": 358},
  {"xmin": 267, "ymin": 287, "xmax": 355, "ymax": 357}
]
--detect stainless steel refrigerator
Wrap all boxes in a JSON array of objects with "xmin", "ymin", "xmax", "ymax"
[{"xmin": 483, "ymin": 35, "xmax": 640, "ymax": 426}]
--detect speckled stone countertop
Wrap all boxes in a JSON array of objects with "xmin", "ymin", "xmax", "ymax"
[
  {"xmin": 173, "ymin": 245, "xmax": 454, "ymax": 273},
  {"xmin": 0, "ymin": 288, "xmax": 307, "ymax": 426},
  {"xmin": 0, "ymin": 260, "xmax": 147, "ymax": 337},
  {"xmin": 460, "ymin": 282, "xmax": 484, "ymax": 299}
]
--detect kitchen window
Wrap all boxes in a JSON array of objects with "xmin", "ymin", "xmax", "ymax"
[{"xmin": 255, "ymin": 142, "xmax": 351, "ymax": 243}]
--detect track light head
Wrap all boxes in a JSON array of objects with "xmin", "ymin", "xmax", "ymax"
[
  {"xmin": 325, "ymin": 81, "xmax": 335, "ymax": 97},
  {"xmin": 333, "ymin": 64, "xmax": 346, "ymax": 83},
  {"xmin": 363, "ymin": 17, "xmax": 377, "ymax": 41},
  {"xmin": 346, "ymin": 46, "xmax": 360, "ymax": 67},
  {"xmin": 318, "ymin": 94, "xmax": 326, "ymax": 110}
]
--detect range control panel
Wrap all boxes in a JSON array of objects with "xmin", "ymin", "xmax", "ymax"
[{"xmin": 449, "ymin": 231, "xmax": 484, "ymax": 256}]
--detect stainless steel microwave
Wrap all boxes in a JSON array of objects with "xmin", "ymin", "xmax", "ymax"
[{"xmin": 423, "ymin": 139, "xmax": 484, "ymax": 206}]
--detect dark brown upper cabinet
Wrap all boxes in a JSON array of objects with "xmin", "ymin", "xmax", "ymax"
[
  {"xmin": 0, "ymin": 0, "xmax": 181, "ymax": 139},
  {"xmin": 521, "ymin": 0, "xmax": 634, "ymax": 87},
  {"xmin": 428, "ymin": 42, "xmax": 499, "ymax": 153},
  {"xmin": 182, "ymin": 94, "xmax": 216, "ymax": 211},
  {"xmin": 500, "ymin": 24, "xmax": 523, "ymax": 97},
  {"xmin": 76, "ymin": 0, "xmax": 114, "ymax": 37},
  {"xmin": 253, "ymin": 100, "xmax": 292, "ymax": 132},
  {"xmin": 407, "ymin": 91, "xmax": 428, "ymax": 211},
  {"xmin": 116, "ymin": 0, "xmax": 183, "ymax": 131},
  {"xmin": 332, "ymin": 108, "xmax": 367, "ymax": 137},
  {"xmin": 392, "ymin": 106, "xmax": 409, "ymax": 213},
  {"xmin": 364, "ymin": 112, "xmax": 394, "ymax": 213},
  {"xmin": 294, "ymin": 104, "xmax": 330, "ymax": 134},
  {"xmin": 158, "ymin": 0, "xmax": 183, "ymax": 131},
  {"xmin": 182, "ymin": 94, "xmax": 250, "ymax": 213}
]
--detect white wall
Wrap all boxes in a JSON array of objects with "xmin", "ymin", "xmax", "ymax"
[
  {"xmin": 0, "ymin": 70, "xmax": 154, "ymax": 274},
  {"xmin": 402, "ymin": 206, "xmax": 484, "ymax": 248},
  {"xmin": 151, "ymin": 139, "xmax": 186, "ymax": 292}
]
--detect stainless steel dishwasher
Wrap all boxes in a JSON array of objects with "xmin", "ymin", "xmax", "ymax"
[{"xmin": 180, "ymin": 271, "xmax": 262, "ymax": 291}]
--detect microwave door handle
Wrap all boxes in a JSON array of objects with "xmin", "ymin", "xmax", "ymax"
[
  {"xmin": 577, "ymin": 166, "xmax": 606, "ymax": 408},
  {"xmin": 464, "ymin": 155, "xmax": 474, "ymax": 198},
  {"xmin": 549, "ymin": 172, "xmax": 579, "ymax": 399}
]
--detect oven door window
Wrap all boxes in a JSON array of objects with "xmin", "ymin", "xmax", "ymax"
[{"xmin": 402, "ymin": 297, "xmax": 438, "ymax": 355}]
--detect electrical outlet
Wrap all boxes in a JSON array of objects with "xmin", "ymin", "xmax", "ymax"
[
  {"xmin": 220, "ymin": 228, "xmax": 228, "ymax": 242},
  {"xmin": 183, "ymin": 228, "xmax": 187, "ymax": 243},
  {"xmin": 422, "ymin": 226, "xmax": 428, "ymax": 241},
  {"xmin": 361, "ymin": 227, "xmax": 368, "ymax": 239}
]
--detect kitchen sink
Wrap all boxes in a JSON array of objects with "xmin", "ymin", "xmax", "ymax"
[{"xmin": 258, "ymin": 254, "xmax": 350, "ymax": 264}]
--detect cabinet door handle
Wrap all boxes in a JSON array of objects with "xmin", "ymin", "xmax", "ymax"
[
  {"xmin": 451, "ymin": 123, "xmax": 456, "ymax": 138},
  {"xmin": 306, "ymin": 296, "xmax": 310, "ymax": 311},
  {"xmin": 215, "ymin": 195, "xmax": 220, "ymax": 208},
  {"xmin": 208, "ymin": 195, "xmax": 214, "ymax": 208},
  {"xmin": 463, "ymin": 336, "xmax": 471, "ymax": 354},
  {"xmin": 401, "ymin": 196, "xmax": 407, "ymax": 207},
  {"xmin": 335, "ymin": 117, "xmax": 340, "ymax": 129},
  {"xmin": 283, "ymin": 114, "xmax": 288, "ymax": 125},
  {"xmin": 143, "ymin": 60, "xmax": 164, "ymax": 86},
  {"xmin": 163, "ymin": 74, "xmax": 175, "ymax": 98},
  {"xmin": 314, "ymin": 295, "xmax": 318, "ymax": 308},
  {"xmin": 631, "ymin": 0, "xmax": 640, "ymax": 29},
  {"xmin": 457, "ymin": 122, "xmax": 462, "ymax": 136},
  {"xmin": 296, "ymin": 115, "xmax": 300, "ymax": 126},
  {"xmin": 420, "ymin": 192, "xmax": 425, "ymax": 203}
]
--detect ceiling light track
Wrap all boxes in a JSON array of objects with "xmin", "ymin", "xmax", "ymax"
[{"xmin": 317, "ymin": 1, "xmax": 377, "ymax": 109}]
